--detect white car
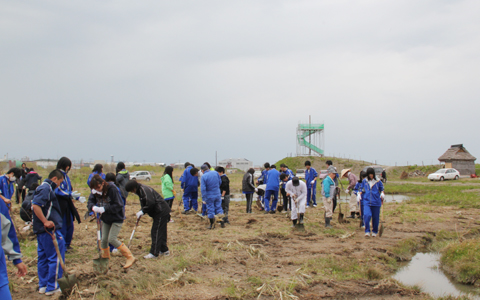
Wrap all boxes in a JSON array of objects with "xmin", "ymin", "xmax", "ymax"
[
  {"xmin": 296, "ymin": 169, "xmax": 305, "ymax": 179},
  {"xmin": 130, "ymin": 171, "xmax": 152, "ymax": 181},
  {"xmin": 428, "ymin": 168, "xmax": 460, "ymax": 181}
]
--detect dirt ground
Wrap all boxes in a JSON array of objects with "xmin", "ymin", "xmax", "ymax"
[{"xmin": 7, "ymin": 192, "xmax": 480, "ymax": 300}]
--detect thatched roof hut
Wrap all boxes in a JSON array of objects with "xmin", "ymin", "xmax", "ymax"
[{"xmin": 438, "ymin": 144, "xmax": 476, "ymax": 175}]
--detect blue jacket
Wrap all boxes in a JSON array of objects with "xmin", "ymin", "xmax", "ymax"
[
  {"xmin": 200, "ymin": 170, "xmax": 222, "ymax": 200},
  {"xmin": 55, "ymin": 170, "xmax": 72, "ymax": 199},
  {"xmin": 281, "ymin": 169, "xmax": 294, "ymax": 188},
  {"xmin": 322, "ymin": 176, "xmax": 335, "ymax": 198},
  {"xmin": 266, "ymin": 169, "xmax": 280, "ymax": 191},
  {"xmin": 0, "ymin": 214, "xmax": 8, "ymax": 288},
  {"xmin": 0, "ymin": 175, "xmax": 14, "ymax": 201},
  {"xmin": 180, "ymin": 166, "xmax": 199, "ymax": 193},
  {"xmin": 87, "ymin": 172, "xmax": 106, "ymax": 187},
  {"xmin": 361, "ymin": 179, "xmax": 384, "ymax": 207},
  {"xmin": 353, "ymin": 181, "xmax": 363, "ymax": 203},
  {"xmin": 32, "ymin": 179, "xmax": 63, "ymax": 234},
  {"xmin": 258, "ymin": 169, "xmax": 268, "ymax": 183},
  {"xmin": 305, "ymin": 167, "xmax": 318, "ymax": 188}
]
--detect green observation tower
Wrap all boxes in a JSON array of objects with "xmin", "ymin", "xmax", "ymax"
[{"xmin": 296, "ymin": 120, "xmax": 325, "ymax": 156}]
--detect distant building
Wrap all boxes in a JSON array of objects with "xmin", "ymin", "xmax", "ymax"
[
  {"xmin": 218, "ymin": 158, "xmax": 253, "ymax": 172},
  {"xmin": 34, "ymin": 159, "xmax": 58, "ymax": 169},
  {"xmin": 438, "ymin": 144, "xmax": 476, "ymax": 175}
]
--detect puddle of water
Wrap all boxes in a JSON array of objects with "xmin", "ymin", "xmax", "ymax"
[
  {"xmin": 385, "ymin": 194, "xmax": 410, "ymax": 203},
  {"xmin": 394, "ymin": 252, "xmax": 480, "ymax": 299}
]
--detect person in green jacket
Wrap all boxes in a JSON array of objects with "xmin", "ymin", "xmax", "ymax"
[{"xmin": 161, "ymin": 166, "xmax": 175, "ymax": 222}]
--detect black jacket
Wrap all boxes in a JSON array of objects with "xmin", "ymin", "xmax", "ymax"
[
  {"xmin": 20, "ymin": 190, "xmax": 35, "ymax": 222},
  {"xmin": 116, "ymin": 172, "xmax": 130, "ymax": 199},
  {"xmin": 25, "ymin": 172, "xmax": 42, "ymax": 190},
  {"xmin": 242, "ymin": 172, "xmax": 255, "ymax": 192},
  {"xmin": 136, "ymin": 184, "xmax": 170, "ymax": 218},
  {"xmin": 87, "ymin": 182, "xmax": 125, "ymax": 224},
  {"xmin": 220, "ymin": 175, "xmax": 230, "ymax": 196}
]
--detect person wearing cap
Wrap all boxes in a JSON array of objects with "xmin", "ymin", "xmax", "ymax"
[
  {"xmin": 321, "ymin": 168, "xmax": 336, "ymax": 228},
  {"xmin": 200, "ymin": 165, "xmax": 224, "ymax": 229},
  {"xmin": 341, "ymin": 169, "xmax": 359, "ymax": 219},
  {"xmin": 358, "ymin": 167, "xmax": 385, "ymax": 237},
  {"xmin": 284, "ymin": 176, "xmax": 307, "ymax": 226},
  {"xmin": 304, "ymin": 161, "xmax": 318, "ymax": 208},
  {"xmin": 280, "ymin": 164, "xmax": 294, "ymax": 212},
  {"xmin": 264, "ymin": 165, "xmax": 280, "ymax": 214}
]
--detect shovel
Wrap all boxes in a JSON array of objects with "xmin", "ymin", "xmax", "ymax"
[
  {"xmin": 46, "ymin": 228, "xmax": 77, "ymax": 296},
  {"xmin": 379, "ymin": 202, "xmax": 385, "ymax": 237},
  {"xmin": 93, "ymin": 215, "xmax": 109, "ymax": 274},
  {"xmin": 128, "ymin": 216, "xmax": 141, "ymax": 248}
]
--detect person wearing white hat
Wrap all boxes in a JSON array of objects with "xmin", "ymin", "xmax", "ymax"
[
  {"xmin": 284, "ymin": 176, "xmax": 307, "ymax": 226},
  {"xmin": 341, "ymin": 169, "xmax": 359, "ymax": 219}
]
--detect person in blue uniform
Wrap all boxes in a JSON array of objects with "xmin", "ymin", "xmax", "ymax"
[
  {"xmin": 32, "ymin": 169, "xmax": 65, "ymax": 295},
  {"xmin": 0, "ymin": 168, "xmax": 21, "ymax": 208},
  {"xmin": 180, "ymin": 162, "xmax": 199, "ymax": 213},
  {"xmin": 264, "ymin": 165, "xmax": 280, "ymax": 214},
  {"xmin": 358, "ymin": 168, "xmax": 385, "ymax": 237},
  {"xmin": 87, "ymin": 164, "xmax": 106, "ymax": 187},
  {"xmin": 304, "ymin": 161, "xmax": 318, "ymax": 208},
  {"xmin": 54, "ymin": 157, "xmax": 81, "ymax": 251},
  {"xmin": 200, "ymin": 165, "xmax": 224, "ymax": 229}
]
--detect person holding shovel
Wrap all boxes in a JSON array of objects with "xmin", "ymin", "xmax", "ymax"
[
  {"xmin": 280, "ymin": 164, "xmax": 294, "ymax": 212},
  {"xmin": 32, "ymin": 169, "xmax": 65, "ymax": 295},
  {"xmin": 284, "ymin": 176, "xmax": 307, "ymax": 227},
  {"xmin": 322, "ymin": 168, "xmax": 336, "ymax": 228},
  {"xmin": 358, "ymin": 168, "xmax": 385, "ymax": 237},
  {"xmin": 340, "ymin": 169, "xmax": 359, "ymax": 219},
  {"xmin": 125, "ymin": 180, "xmax": 171, "ymax": 258},
  {"xmin": 0, "ymin": 168, "xmax": 21, "ymax": 208},
  {"xmin": 304, "ymin": 161, "xmax": 318, "ymax": 208},
  {"xmin": 88, "ymin": 175, "xmax": 135, "ymax": 268}
]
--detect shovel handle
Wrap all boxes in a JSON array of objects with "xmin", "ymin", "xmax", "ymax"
[
  {"xmin": 127, "ymin": 217, "xmax": 141, "ymax": 248},
  {"xmin": 45, "ymin": 227, "xmax": 67, "ymax": 273}
]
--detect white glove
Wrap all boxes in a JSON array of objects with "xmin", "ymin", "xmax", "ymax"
[
  {"xmin": 357, "ymin": 194, "xmax": 361, "ymax": 203},
  {"xmin": 136, "ymin": 210, "xmax": 144, "ymax": 219},
  {"xmin": 78, "ymin": 196, "xmax": 86, "ymax": 203},
  {"xmin": 345, "ymin": 189, "xmax": 349, "ymax": 194},
  {"xmin": 255, "ymin": 188, "xmax": 258, "ymax": 192},
  {"xmin": 380, "ymin": 192, "xmax": 385, "ymax": 200},
  {"xmin": 310, "ymin": 180, "xmax": 315, "ymax": 185},
  {"xmin": 72, "ymin": 191, "xmax": 81, "ymax": 198},
  {"xmin": 92, "ymin": 206, "xmax": 105, "ymax": 214}
]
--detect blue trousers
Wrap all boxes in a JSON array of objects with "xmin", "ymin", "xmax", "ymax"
[
  {"xmin": 37, "ymin": 231, "xmax": 65, "ymax": 292},
  {"xmin": 206, "ymin": 196, "xmax": 223, "ymax": 219},
  {"xmin": 201, "ymin": 203, "xmax": 207, "ymax": 216},
  {"xmin": 183, "ymin": 191, "xmax": 198, "ymax": 212},
  {"xmin": 264, "ymin": 190, "xmax": 278, "ymax": 212},
  {"xmin": 61, "ymin": 214, "xmax": 74, "ymax": 249},
  {"xmin": 306, "ymin": 186, "xmax": 317, "ymax": 206},
  {"xmin": 363, "ymin": 205, "xmax": 381, "ymax": 234},
  {"xmin": 359, "ymin": 202, "xmax": 365, "ymax": 227},
  {"xmin": 0, "ymin": 284, "xmax": 12, "ymax": 300}
]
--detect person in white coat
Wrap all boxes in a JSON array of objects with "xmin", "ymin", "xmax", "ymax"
[{"xmin": 284, "ymin": 176, "xmax": 307, "ymax": 226}]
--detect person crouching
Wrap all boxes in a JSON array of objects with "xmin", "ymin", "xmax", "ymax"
[
  {"xmin": 284, "ymin": 176, "xmax": 307, "ymax": 227},
  {"xmin": 89, "ymin": 175, "xmax": 135, "ymax": 268},
  {"xmin": 125, "ymin": 180, "xmax": 171, "ymax": 258}
]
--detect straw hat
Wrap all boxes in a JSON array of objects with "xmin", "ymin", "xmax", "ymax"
[{"xmin": 340, "ymin": 169, "xmax": 351, "ymax": 178}]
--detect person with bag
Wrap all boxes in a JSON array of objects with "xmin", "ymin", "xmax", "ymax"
[
  {"xmin": 125, "ymin": 180, "xmax": 171, "ymax": 258},
  {"xmin": 88, "ymin": 175, "xmax": 134, "ymax": 268},
  {"xmin": 242, "ymin": 168, "xmax": 257, "ymax": 213}
]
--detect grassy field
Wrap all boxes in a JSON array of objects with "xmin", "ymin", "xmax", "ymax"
[{"xmin": 4, "ymin": 158, "xmax": 480, "ymax": 299}]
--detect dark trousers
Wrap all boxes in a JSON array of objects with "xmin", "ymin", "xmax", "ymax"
[
  {"xmin": 222, "ymin": 195, "xmax": 230, "ymax": 217},
  {"xmin": 280, "ymin": 188, "xmax": 291, "ymax": 211},
  {"xmin": 245, "ymin": 193, "xmax": 253, "ymax": 213},
  {"xmin": 165, "ymin": 198, "xmax": 174, "ymax": 209},
  {"xmin": 150, "ymin": 213, "xmax": 169, "ymax": 256},
  {"xmin": 61, "ymin": 213, "xmax": 74, "ymax": 249}
]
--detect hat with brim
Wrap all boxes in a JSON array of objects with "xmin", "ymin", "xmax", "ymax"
[{"xmin": 340, "ymin": 169, "xmax": 351, "ymax": 178}]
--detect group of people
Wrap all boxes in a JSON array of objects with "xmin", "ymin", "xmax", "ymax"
[
  {"xmin": 0, "ymin": 158, "xmax": 386, "ymax": 299},
  {"xmin": 0, "ymin": 158, "xmax": 175, "ymax": 299},
  {"xmin": 240, "ymin": 160, "xmax": 385, "ymax": 234}
]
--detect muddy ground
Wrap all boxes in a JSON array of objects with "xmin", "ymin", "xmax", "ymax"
[{"xmin": 7, "ymin": 192, "xmax": 480, "ymax": 300}]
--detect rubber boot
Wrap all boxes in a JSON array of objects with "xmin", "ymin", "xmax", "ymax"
[
  {"xmin": 220, "ymin": 217, "xmax": 226, "ymax": 228},
  {"xmin": 101, "ymin": 248, "xmax": 110, "ymax": 259},
  {"xmin": 292, "ymin": 219, "xmax": 297, "ymax": 227},
  {"xmin": 117, "ymin": 243, "xmax": 136, "ymax": 269},
  {"xmin": 224, "ymin": 215, "xmax": 230, "ymax": 224},
  {"xmin": 207, "ymin": 218, "xmax": 215, "ymax": 230},
  {"xmin": 299, "ymin": 213, "xmax": 304, "ymax": 224},
  {"xmin": 347, "ymin": 212, "xmax": 356, "ymax": 219},
  {"xmin": 325, "ymin": 217, "xmax": 332, "ymax": 228}
]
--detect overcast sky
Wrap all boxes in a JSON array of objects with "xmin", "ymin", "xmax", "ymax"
[{"xmin": 1, "ymin": 1, "xmax": 479, "ymax": 166}]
